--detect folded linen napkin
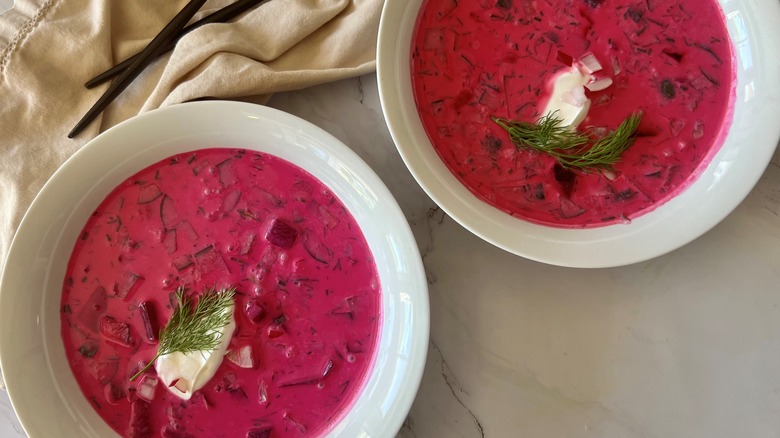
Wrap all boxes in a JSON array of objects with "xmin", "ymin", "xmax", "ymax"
[{"xmin": 0, "ymin": 0, "xmax": 382, "ymax": 273}]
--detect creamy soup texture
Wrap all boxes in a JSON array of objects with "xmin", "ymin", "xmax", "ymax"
[
  {"xmin": 412, "ymin": 0, "xmax": 735, "ymax": 227},
  {"xmin": 61, "ymin": 148, "xmax": 380, "ymax": 437}
]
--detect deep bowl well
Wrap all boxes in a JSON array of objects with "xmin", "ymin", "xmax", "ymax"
[
  {"xmin": 377, "ymin": 0, "xmax": 780, "ymax": 268},
  {"xmin": 0, "ymin": 101, "xmax": 429, "ymax": 437}
]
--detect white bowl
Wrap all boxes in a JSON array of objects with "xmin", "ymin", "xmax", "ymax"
[
  {"xmin": 377, "ymin": 0, "xmax": 780, "ymax": 268},
  {"xmin": 0, "ymin": 101, "xmax": 429, "ymax": 437}
]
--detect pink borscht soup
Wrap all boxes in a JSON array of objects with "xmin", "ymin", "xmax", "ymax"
[
  {"xmin": 411, "ymin": 0, "xmax": 735, "ymax": 227},
  {"xmin": 60, "ymin": 148, "xmax": 380, "ymax": 437}
]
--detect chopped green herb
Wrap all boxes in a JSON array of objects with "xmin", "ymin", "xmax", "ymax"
[
  {"xmin": 492, "ymin": 111, "xmax": 642, "ymax": 171},
  {"xmin": 78, "ymin": 344, "xmax": 99, "ymax": 358},
  {"xmin": 660, "ymin": 79, "xmax": 676, "ymax": 99}
]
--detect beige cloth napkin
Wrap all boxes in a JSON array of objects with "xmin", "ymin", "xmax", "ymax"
[{"xmin": 0, "ymin": 0, "xmax": 382, "ymax": 275}]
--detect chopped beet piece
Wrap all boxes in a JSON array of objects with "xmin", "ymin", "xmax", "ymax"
[
  {"xmin": 127, "ymin": 399, "xmax": 152, "ymax": 438},
  {"xmin": 663, "ymin": 50, "xmax": 684, "ymax": 63},
  {"xmin": 303, "ymin": 235, "xmax": 333, "ymax": 264},
  {"xmin": 88, "ymin": 360, "xmax": 118, "ymax": 385},
  {"xmin": 246, "ymin": 428, "xmax": 272, "ymax": 438},
  {"xmin": 267, "ymin": 325, "xmax": 285, "ymax": 339},
  {"xmin": 452, "ymin": 89, "xmax": 473, "ymax": 109},
  {"xmin": 553, "ymin": 164, "xmax": 577, "ymax": 197},
  {"xmin": 265, "ymin": 219, "xmax": 298, "ymax": 248},
  {"xmin": 555, "ymin": 50, "xmax": 574, "ymax": 67},
  {"xmin": 584, "ymin": 0, "xmax": 604, "ymax": 7},
  {"xmin": 99, "ymin": 316, "xmax": 133, "ymax": 347},
  {"xmin": 113, "ymin": 272, "xmax": 144, "ymax": 299},
  {"xmin": 160, "ymin": 195, "xmax": 179, "ymax": 229},
  {"xmin": 138, "ymin": 301, "xmax": 158, "ymax": 343},
  {"xmin": 244, "ymin": 300, "xmax": 266, "ymax": 323},
  {"xmin": 137, "ymin": 184, "xmax": 162, "ymax": 204}
]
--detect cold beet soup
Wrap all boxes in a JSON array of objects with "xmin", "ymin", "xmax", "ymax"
[
  {"xmin": 60, "ymin": 148, "xmax": 380, "ymax": 437},
  {"xmin": 411, "ymin": 0, "xmax": 735, "ymax": 227}
]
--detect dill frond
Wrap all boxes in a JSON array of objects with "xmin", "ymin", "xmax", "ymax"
[{"xmin": 130, "ymin": 286, "xmax": 235, "ymax": 381}]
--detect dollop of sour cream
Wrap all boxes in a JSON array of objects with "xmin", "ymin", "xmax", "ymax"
[
  {"xmin": 155, "ymin": 304, "xmax": 236, "ymax": 400},
  {"xmin": 540, "ymin": 66, "xmax": 593, "ymax": 130}
]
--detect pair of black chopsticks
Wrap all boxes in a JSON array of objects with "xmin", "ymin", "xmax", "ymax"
[{"xmin": 69, "ymin": 0, "xmax": 268, "ymax": 138}]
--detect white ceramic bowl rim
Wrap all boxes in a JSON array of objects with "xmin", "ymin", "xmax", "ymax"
[
  {"xmin": 377, "ymin": 0, "xmax": 780, "ymax": 268},
  {"xmin": 0, "ymin": 101, "xmax": 429, "ymax": 437}
]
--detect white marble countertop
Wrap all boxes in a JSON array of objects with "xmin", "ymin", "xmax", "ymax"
[{"xmin": 3, "ymin": 2, "xmax": 780, "ymax": 438}]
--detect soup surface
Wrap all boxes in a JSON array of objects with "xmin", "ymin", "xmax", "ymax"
[
  {"xmin": 411, "ymin": 0, "xmax": 735, "ymax": 227},
  {"xmin": 61, "ymin": 148, "xmax": 380, "ymax": 437}
]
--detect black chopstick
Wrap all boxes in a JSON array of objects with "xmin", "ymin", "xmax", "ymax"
[
  {"xmin": 84, "ymin": 0, "xmax": 269, "ymax": 89},
  {"xmin": 68, "ymin": 0, "xmax": 207, "ymax": 138}
]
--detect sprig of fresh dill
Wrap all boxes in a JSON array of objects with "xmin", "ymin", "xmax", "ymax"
[
  {"xmin": 491, "ymin": 111, "xmax": 642, "ymax": 171},
  {"xmin": 130, "ymin": 286, "xmax": 236, "ymax": 381}
]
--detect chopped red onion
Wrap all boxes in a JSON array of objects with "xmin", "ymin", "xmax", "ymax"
[
  {"xmin": 578, "ymin": 52, "xmax": 602, "ymax": 74},
  {"xmin": 227, "ymin": 345, "xmax": 255, "ymax": 369},
  {"xmin": 257, "ymin": 380, "xmax": 268, "ymax": 405},
  {"xmin": 244, "ymin": 300, "xmax": 266, "ymax": 323},
  {"xmin": 137, "ymin": 375, "xmax": 158, "ymax": 402},
  {"xmin": 585, "ymin": 77, "xmax": 613, "ymax": 92}
]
